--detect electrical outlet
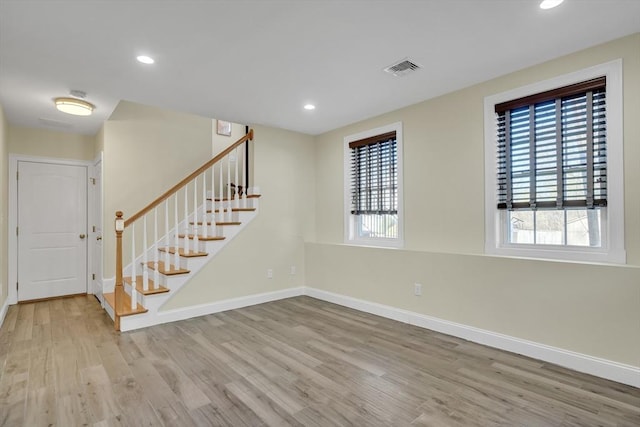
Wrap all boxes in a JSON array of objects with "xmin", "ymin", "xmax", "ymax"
[
  {"xmin": 267, "ymin": 269, "xmax": 273, "ymax": 279},
  {"xmin": 290, "ymin": 266, "xmax": 296, "ymax": 275},
  {"xmin": 414, "ymin": 283, "xmax": 422, "ymax": 296}
]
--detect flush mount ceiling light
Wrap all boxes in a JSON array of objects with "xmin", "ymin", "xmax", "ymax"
[
  {"xmin": 303, "ymin": 104, "xmax": 316, "ymax": 110},
  {"xmin": 136, "ymin": 55, "xmax": 155, "ymax": 64},
  {"xmin": 540, "ymin": 0, "xmax": 564, "ymax": 9},
  {"xmin": 54, "ymin": 97, "xmax": 95, "ymax": 116}
]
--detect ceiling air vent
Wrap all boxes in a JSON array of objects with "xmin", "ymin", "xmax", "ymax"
[{"xmin": 384, "ymin": 58, "xmax": 422, "ymax": 77}]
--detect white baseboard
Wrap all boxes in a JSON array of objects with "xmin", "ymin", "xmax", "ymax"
[
  {"xmin": 120, "ymin": 286, "xmax": 305, "ymax": 331},
  {"xmin": 305, "ymin": 287, "xmax": 640, "ymax": 388},
  {"xmin": 0, "ymin": 299, "xmax": 9, "ymax": 330}
]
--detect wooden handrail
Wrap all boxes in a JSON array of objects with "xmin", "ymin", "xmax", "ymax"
[{"xmin": 124, "ymin": 129, "xmax": 253, "ymax": 227}]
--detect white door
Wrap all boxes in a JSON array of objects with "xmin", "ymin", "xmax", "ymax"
[
  {"xmin": 18, "ymin": 161, "xmax": 88, "ymax": 301},
  {"xmin": 92, "ymin": 159, "xmax": 103, "ymax": 299}
]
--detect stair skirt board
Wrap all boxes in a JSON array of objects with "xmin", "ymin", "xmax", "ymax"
[
  {"xmin": 103, "ymin": 197, "xmax": 259, "ymax": 327},
  {"xmin": 119, "ymin": 287, "xmax": 305, "ymax": 331}
]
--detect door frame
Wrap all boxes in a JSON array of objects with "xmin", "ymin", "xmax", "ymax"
[
  {"xmin": 91, "ymin": 152, "xmax": 104, "ymax": 303},
  {"xmin": 8, "ymin": 154, "xmax": 96, "ymax": 304}
]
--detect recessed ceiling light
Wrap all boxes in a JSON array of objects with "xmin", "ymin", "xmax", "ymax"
[
  {"xmin": 136, "ymin": 55, "xmax": 155, "ymax": 64},
  {"xmin": 54, "ymin": 97, "xmax": 95, "ymax": 116},
  {"xmin": 303, "ymin": 104, "xmax": 316, "ymax": 110},
  {"xmin": 540, "ymin": 0, "xmax": 564, "ymax": 9}
]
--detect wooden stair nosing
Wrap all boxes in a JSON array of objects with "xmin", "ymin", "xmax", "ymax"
[
  {"xmin": 206, "ymin": 207, "xmax": 256, "ymax": 213},
  {"xmin": 146, "ymin": 261, "xmax": 190, "ymax": 276},
  {"xmin": 178, "ymin": 234, "xmax": 226, "ymax": 241},
  {"xmin": 104, "ymin": 292, "xmax": 148, "ymax": 317},
  {"xmin": 123, "ymin": 276, "xmax": 170, "ymax": 295},
  {"xmin": 158, "ymin": 247, "xmax": 208, "ymax": 257},
  {"xmin": 208, "ymin": 194, "xmax": 261, "ymax": 202},
  {"xmin": 190, "ymin": 221, "xmax": 241, "ymax": 226}
]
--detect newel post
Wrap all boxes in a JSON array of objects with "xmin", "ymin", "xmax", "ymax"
[{"xmin": 114, "ymin": 211, "xmax": 125, "ymax": 331}]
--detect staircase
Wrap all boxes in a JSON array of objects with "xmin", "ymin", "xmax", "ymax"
[{"xmin": 102, "ymin": 130, "xmax": 259, "ymax": 331}]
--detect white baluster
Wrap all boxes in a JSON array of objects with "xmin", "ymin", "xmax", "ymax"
[
  {"xmin": 227, "ymin": 153, "xmax": 232, "ymax": 222},
  {"xmin": 154, "ymin": 207, "xmax": 159, "ymax": 288},
  {"xmin": 131, "ymin": 223, "xmax": 137, "ymax": 309},
  {"xmin": 164, "ymin": 200, "xmax": 170, "ymax": 271},
  {"xmin": 234, "ymin": 147, "xmax": 239, "ymax": 209},
  {"xmin": 174, "ymin": 193, "xmax": 179, "ymax": 271},
  {"xmin": 202, "ymin": 173, "xmax": 208, "ymax": 239},
  {"xmin": 183, "ymin": 185, "xmax": 189, "ymax": 254},
  {"xmin": 142, "ymin": 215, "xmax": 149, "ymax": 291},
  {"xmin": 241, "ymin": 142, "xmax": 247, "ymax": 208},
  {"xmin": 218, "ymin": 161, "xmax": 223, "ymax": 223},
  {"xmin": 193, "ymin": 177, "xmax": 199, "ymax": 250}
]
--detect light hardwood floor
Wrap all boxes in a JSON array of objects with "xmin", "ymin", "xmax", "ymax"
[{"xmin": 0, "ymin": 295, "xmax": 638, "ymax": 426}]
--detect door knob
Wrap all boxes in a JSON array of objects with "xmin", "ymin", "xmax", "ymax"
[
  {"xmin": 79, "ymin": 234, "xmax": 86, "ymax": 239},
  {"xmin": 96, "ymin": 236, "xmax": 102, "ymax": 241}
]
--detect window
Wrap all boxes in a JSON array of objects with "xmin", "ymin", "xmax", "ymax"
[
  {"xmin": 484, "ymin": 60, "xmax": 625, "ymax": 264},
  {"xmin": 344, "ymin": 122, "xmax": 403, "ymax": 247}
]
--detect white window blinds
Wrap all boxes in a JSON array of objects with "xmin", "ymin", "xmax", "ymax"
[{"xmin": 496, "ymin": 77, "xmax": 607, "ymax": 210}]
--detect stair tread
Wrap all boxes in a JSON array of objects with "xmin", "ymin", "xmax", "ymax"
[
  {"xmin": 147, "ymin": 261, "xmax": 190, "ymax": 275},
  {"xmin": 190, "ymin": 221, "xmax": 241, "ymax": 226},
  {"xmin": 208, "ymin": 194, "xmax": 261, "ymax": 202},
  {"xmin": 206, "ymin": 208, "xmax": 256, "ymax": 213},
  {"xmin": 158, "ymin": 247, "xmax": 208, "ymax": 257},
  {"xmin": 104, "ymin": 291, "xmax": 148, "ymax": 316},
  {"xmin": 124, "ymin": 275, "xmax": 170, "ymax": 295},
  {"xmin": 178, "ymin": 234, "xmax": 226, "ymax": 241}
]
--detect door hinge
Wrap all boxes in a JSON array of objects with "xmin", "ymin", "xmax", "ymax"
[
  {"xmin": 92, "ymin": 225, "xmax": 96, "ymax": 232},
  {"xmin": 16, "ymin": 226, "xmax": 18, "ymax": 236},
  {"xmin": 16, "ymin": 282, "xmax": 19, "ymax": 291},
  {"xmin": 16, "ymin": 171, "xmax": 19, "ymax": 180},
  {"xmin": 90, "ymin": 177, "xmax": 96, "ymax": 185},
  {"xmin": 92, "ymin": 273, "xmax": 96, "ymax": 280}
]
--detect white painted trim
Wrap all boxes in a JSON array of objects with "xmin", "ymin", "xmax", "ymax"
[
  {"xmin": 343, "ymin": 122, "xmax": 404, "ymax": 249},
  {"xmin": 484, "ymin": 59, "xmax": 626, "ymax": 265},
  {"xmin": 0, "ymin": 299, "xmax": 9, "ymax": 330},
  {"xmin": 90, "ymin": 152, "xmax": 104, "ymax": 297},
  {"xmin": 120, "ymin": 286, "xmax": 305, "ymax": 331},
  {"xmin": 8, "ymin": 154, "xmax": 93, "ymax": 304},
  {"xmin": 305, "ymin": 287, "xmax": 640, "ymax": 388}
]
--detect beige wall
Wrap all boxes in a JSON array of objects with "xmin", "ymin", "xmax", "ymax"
[
  {"xmin": 102, "ymin": 101, "xmax": 214, "ymax": 277},
  {"xmin": 94, "ymin": 124, "xmax": 104, "ymax": 157},
  {"xmin": 0, "ymin": 105, "xmax": 8, "ymax": 307},
  {"xmin": 8, "ymin": 126, "xmax": 95, "ymax": 161},
  {"xmin": 309, "ymin": 34, "xmax": 640, "ymax": 367},
  {"xmin": 212, "ymin": 121, "xmax": 246, "ymax": 156},
  {"xmin": 164, "ymin": 124, "xmax": 316, "ymax": 308}
]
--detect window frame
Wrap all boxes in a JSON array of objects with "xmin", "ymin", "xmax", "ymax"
[
  {"xmin": 484, "ymin": 60, "xmax": 626, "ymax": 264},
  {"xmin": 344, "ymin": 122, "xmax": 404, "ymax": 248}
]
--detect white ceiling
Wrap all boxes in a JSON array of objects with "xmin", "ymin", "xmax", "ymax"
[{"xmin": 1, "ymin": 0, "xmax": 639, "ymax": 136}]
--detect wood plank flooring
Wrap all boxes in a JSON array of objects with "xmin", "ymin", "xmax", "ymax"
[{"xmin": 0, "ymin": 295, "xmax": 638, "ymax": 426}]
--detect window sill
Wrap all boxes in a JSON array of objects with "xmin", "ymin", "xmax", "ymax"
[
  {"xmin": 485, "ymin": 244, "xmax": 626, "ymax": 265},
  {"xmin": 345, "ymin": 238, "xmax": 404, "ymax": 250}
]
